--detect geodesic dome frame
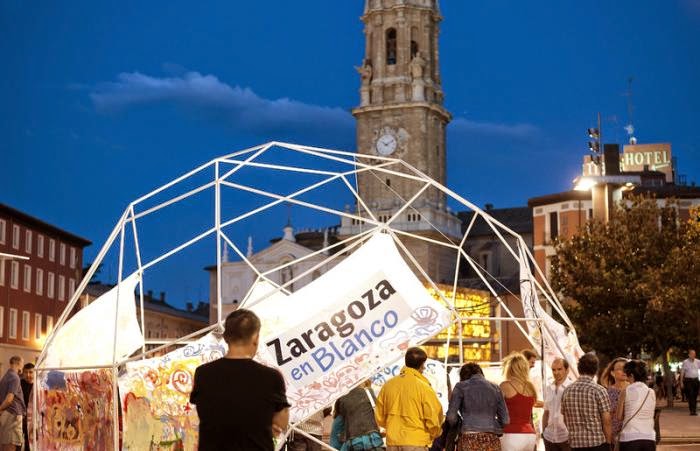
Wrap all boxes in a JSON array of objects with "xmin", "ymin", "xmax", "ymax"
[{"xmin": 33, "ymin": 141, "xmax": 580, "ymax": 450}]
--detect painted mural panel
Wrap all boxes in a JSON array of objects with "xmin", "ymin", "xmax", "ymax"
[
  {"xmin": 118, "ymin": 333, "xmax": 227, "ymax": 450},
  {"xmin": 33, "ymin": 369, "xmax": 115, "ymax": 451}
]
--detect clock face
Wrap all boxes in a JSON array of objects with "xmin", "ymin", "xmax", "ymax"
[{"xmin": 375, "ymin": 133, "xmax": 398, "ymax": 156}]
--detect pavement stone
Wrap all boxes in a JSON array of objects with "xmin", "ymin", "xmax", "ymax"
[{"xmin": 658, "ymin": 400, "xmax": 700, "ymax": 446}]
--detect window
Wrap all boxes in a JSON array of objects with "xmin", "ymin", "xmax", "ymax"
[
  {"xmin": 10, "ymin": 261, "xmax": 19, "ymax": 289},
  {"xmin": 9, "ymin": 309, "xmax": 17, "ymax": 339},
  {"xmin": 70, "ymin": 247, "xmax": 76, "ymax": 269},
  {"xmin": 58, "ymin": 275, "xmax": 65, "ymax": 301},
  {"xmin": 0, "ymin": 307, "xmax": 3, "ymax": 337},
  {"xmin": 37, "ymin": 234, "xmax": 44, "ymax": 258},
  {"xmin": 47, "ymin": 272, "xmax": 55, "ymax": 299},
  {"xmin": 25, "ymin": 230, "xmax": 32, "ymax": 254},
  {"xmin": 22, "ymin": 311, "xmax": 30, "ymax": 341},
  {"xmin": 0, "ymin": 219, "xmax": 6, "ymax": 244},
  {"xmin": 23, "ymin": 264, "xmax": 31, "ymax": 292},
  {"xmin": 49, "ymin": 239, "xmax": 56, "ymax": 261},
  {"xmin": 0, "ymin": 259, "xmax": 4, "ymax": 286},
  {"xmin": 36, "ymin": 268, "xmax": 44, "ymax": 295},
  {"xmin": 411, "ymin": 40, "xmax": 419, "ymax": 59},
  {"xmin": 12, "ymin": 225, "xmax": 20, "ymax": 249},
  {"xmin": 69, "ymin": 278, "xmax": 75, "ymax": 298},
  {"xmin": 46, "ymin": 315, "xmax": 53, "ymax": 335},
  {"xmin": 35, "ymin": 314, "xmax": 42, "ymax": 340},
  {"xmin": 549, "ymin": 211, "xmax": 559, "ymax": 241},
  {"xmin": 60, "ymin": 243, "xmax": 66, "ymax": 265},
  {"xmin": 480, "ymin": 252, "xmax": 492, "ymax": 273},
  {"xmin": 589, "ymin": 208, "xmax": 594, "ymax": 220},
  {"xmin": 386, "ymin": 28, "xmax": 397, "ymax": 65}
]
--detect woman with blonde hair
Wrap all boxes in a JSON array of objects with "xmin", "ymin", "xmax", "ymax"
[
  {"xmin": 499, "ymin": 352, "xmax": 537, "ymax": 451},
  {"xmin": 602, "ymin": 357, "xmax": 629, "ymax": 443}
]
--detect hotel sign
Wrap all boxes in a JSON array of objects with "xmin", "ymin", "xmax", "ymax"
[{"xmin": 621, "ymin": 143, "xmax": 673, "ymax": 182}]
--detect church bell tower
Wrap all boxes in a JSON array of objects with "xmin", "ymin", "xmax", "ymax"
[{"xmin": 340, "ymin": 0, "xmax": 461, "ymax": 284}]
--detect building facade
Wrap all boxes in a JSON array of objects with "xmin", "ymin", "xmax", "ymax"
[
  {"xmin": 529, "ymin": 146, "xmax": 700, "ymax": 280},
  {"xmin": 339, "ymin": 0, "xmax": 461, "ymax": 285},
  {"xmin": 456, "ymin": 206, "xmax": 536, "ymax": 361},
  {"xmin": 207, "ymin": 225, "xmax": 340, "ymax": 323},
  {"xmin": 0, "ymin": 203, "xmax": 91, "ymax": 367}
]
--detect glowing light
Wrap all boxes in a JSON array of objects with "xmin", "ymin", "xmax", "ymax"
[{"xmin": 574, "ymin": 177, "xmax": 597, "ymax": 191}]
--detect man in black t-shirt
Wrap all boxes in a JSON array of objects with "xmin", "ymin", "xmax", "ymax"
[{"xmin": 190, "ymin": 309, "xmax": 290, "ymax": 451}]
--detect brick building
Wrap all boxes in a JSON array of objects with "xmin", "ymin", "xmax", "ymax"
[
  {"xmin": 529, "ymin": 145, "xmax": 700, "ymax": 280},
  {"xmin": 0, "ymin": 203, "xmax": 91, "ymax": 367}
]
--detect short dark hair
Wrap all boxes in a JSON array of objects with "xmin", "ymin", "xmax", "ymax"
[
  {"xmin": 405, "ymin": 347, "xmax": 428, "ymax": 370},
  {"xmin": 552, "ymin": 357, "xmax": 569, "ymax": 370},
  {"xmin": 22, "ymin": 363, "xmax": 34, "ymax": 371},
  {"xmin": 522, "ymin": 349, "xmax": 538, "ymax": 361},
  {"xmin": 623, "ymin": 360, "xmax": 648, "ymax": 383},
  {"xmin": 223, "ymin": 309, "xmax": 261, "ymax": 344},
  {"xmin": 578, "ymin": 352, "xmax": 599, "ymax": 376},
  {"xmin": 459, "ymin": 362, "xmax": 483, "ymax": 381},
  {"xmin": 9, "ymin": 356, "xmax": 22, "ymax": 366}
]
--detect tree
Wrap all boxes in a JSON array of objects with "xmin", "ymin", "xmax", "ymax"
[
  {"xmin": 82, "ymin": 262, "xmax": 104, "ymax": 284},
  {"xmin": 551, "ymin": 195, "xmax": 700, "ymax": 406}
]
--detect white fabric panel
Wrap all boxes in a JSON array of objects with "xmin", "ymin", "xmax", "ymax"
[{"xmin": 42, "ymin": 272, "xmax": 144, "ymax": 368}]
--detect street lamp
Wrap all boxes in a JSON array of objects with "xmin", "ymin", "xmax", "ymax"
[{"xmin": 587, "ymin": 113, "xmax": 602, "ymax": 167}]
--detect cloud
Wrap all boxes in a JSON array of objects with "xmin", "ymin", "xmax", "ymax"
[
  {"xmin": 681, "ymin": 0, "xmax": 700, "ymax": 16},
  {"xmin": 89, "ymin": 71, "xmax": 355, "ymax": 141},
  {"xmin": 88, "ymin": 69, "xmax": 540, "ymax": 146},
  {"xmin": 450, "ymin": 117, "xmax": 539, "ymax": 140}
]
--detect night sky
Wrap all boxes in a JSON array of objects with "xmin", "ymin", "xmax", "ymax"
[{"xmin": 2, "ymin": 1, "xmax": 699, "ymax": 307}]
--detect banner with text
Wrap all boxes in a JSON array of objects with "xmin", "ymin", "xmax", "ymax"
[{"xmin": 250, "ymin": 233, "xmax": 453, "ymax": 423}]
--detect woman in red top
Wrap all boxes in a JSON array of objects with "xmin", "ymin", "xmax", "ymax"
[{"xmin": 499, "ymin": 352, "xmax": 537, "ymax": 451}]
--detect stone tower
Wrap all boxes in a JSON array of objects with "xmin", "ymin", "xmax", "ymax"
[{"xmin": 340, "ymin": 0, "xmax": 461, "ymax": 284}]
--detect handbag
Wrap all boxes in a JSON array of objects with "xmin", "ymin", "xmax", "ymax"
[{"xmin": 613, "ymin": 388, "xmax": 651, "ymax": 451}]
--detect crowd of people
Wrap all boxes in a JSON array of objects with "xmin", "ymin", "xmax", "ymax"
[
  {"xmin": 4, "ymin": 308, "xmax": 696, "ymax": 451},
  {"xmin": 190, "ymin": 309, "xmax": 698, "ymax": 451},
  {"xmin": 0, "ymin": 356, "xmax": 34, "ymax": 451}
]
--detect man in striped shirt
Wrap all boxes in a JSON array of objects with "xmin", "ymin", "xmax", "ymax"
[{"xmin": 561, "ymin": 353, "xmax": 612, "ymax": 451}]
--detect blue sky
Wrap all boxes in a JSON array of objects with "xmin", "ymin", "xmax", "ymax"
[{"xmin": 2, "ymin": 1, "xmax": 699, "ymax": 307}]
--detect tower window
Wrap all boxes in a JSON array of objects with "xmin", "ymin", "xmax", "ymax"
[
  {"xmin": 386, "ymin": 28, "xmax": 397, "ymax": 65},
  {"xmin": 411, "ymin": 40, "xmax": 419, "ymax": 59},
  {"xmin": 386, "ymin": 178, "xmax": 391, "ymax": 187}
]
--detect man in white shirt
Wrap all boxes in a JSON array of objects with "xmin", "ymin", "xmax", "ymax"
[
  {"xmin": 542, "ymin": 358, "xmax": 572, "ymax": 451},
  {"xmin": 680, "ymin": 349, "xmax": 700, "ymax": 416}
]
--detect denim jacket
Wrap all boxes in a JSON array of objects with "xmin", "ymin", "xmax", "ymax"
[{"xmin": 446, "ymin": 374, "xmax": 509, "ymax": 434}]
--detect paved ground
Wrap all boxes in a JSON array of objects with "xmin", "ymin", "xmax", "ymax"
[{"xmin": 658, "ymin": 400, "xmax": 700, "ymax": 448}]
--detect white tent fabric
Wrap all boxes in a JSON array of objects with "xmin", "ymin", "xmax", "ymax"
[
  {"xmin": 250, "ymin": 232, "xmax": 452, "ymax": 422},
  {"xmin": 42, "ymin": 272, "xmax": 144, "ymax": 368},
  {"xmin": 32, "ymin": 142, "xmax": 583, "ymax": 451},
  {"xmin": 518, "ymin": 242, "xmax": 583, "ymax": 373}
]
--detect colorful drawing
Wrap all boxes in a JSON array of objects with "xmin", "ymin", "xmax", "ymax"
[
  {"xmin": 118, "ymin": 333, "xmax": 226, "ymax": 450},
  {"xmin": 32, "ymin": 369, "xmax": 115, "ymax": 451}
]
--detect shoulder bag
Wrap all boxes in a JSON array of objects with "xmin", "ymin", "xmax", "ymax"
[{"xmin": 613, "ymin": 387, "xmax": 651, "ymax": 451}]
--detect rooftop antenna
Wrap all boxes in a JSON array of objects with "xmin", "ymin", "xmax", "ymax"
[{"xmin": 624, "ymin": 76, "xmax": 637, "ymax": 144}]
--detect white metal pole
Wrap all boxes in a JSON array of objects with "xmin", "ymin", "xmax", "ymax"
[
  {"xmin": 215, "ymin": 161, "xmax": 223, "ymax": 326},
  {"xmin": 111, "ymin": 221, "xmax": 126, "ymax": 451}
]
